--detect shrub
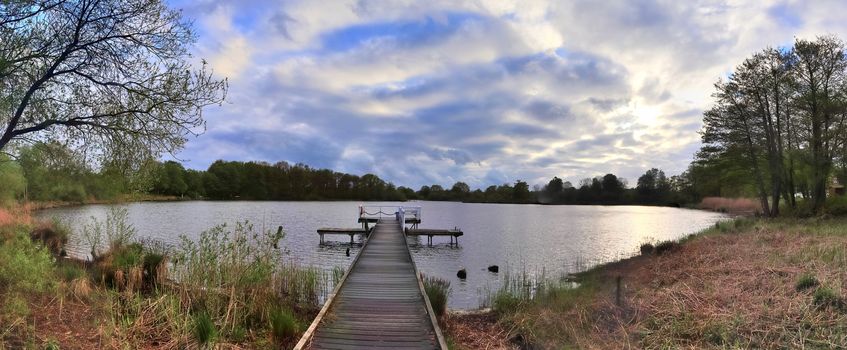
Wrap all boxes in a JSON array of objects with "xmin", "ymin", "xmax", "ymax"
[
  {"xmin": 813, "ymin": 287, "xmax": 842, "ymax": 309},
  {"xmin": 825, "ymin": 196, "xmax": 847, "ymax": 216},
  {"xmin": 57, "ymin": 263, "xmax": 86, "ymax": 282},
  {"xmin": 268, "ymin": 307, "xmax": 299, "ymax": 342},
  {"xmin": 192, "ymin": 311, "xmax": 217, "ymax": 347},
  {"xmin": 655, "ymin": 241, "xmax": 679, "ymax": 255},
  {"xmin": 795, "ymin": 273, "xmax": 819, "ymax": 291},
  {"xmin": 30, "ymin": 220, "xmax": 70, "ymax": 257},
  {"xmin": 83, "ymin": 207, "xmax": 136, "ymax": 257},
  {"xmin": 112, "ymin": 243, "xmax": 144, "ymax": 270},
  {"xmin": 0, "ymin": 230, "xmax": 56, "ymax": 294},
  {"xmin": 142, "ymin": 252, "xmax": 167, "ymax": 286},
  {"xmin": 423, "ymin": 275, "xmax": 451, "ymax": 317},
  {"xmin": 639, "ymin": 243, "xmax": 655, "ymax": 255},
  {"xmin": 491, "ymin": 291, "xmax": 523, "ymax": 314}
]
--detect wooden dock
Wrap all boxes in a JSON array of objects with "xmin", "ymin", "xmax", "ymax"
[
  {"xmin": 316, "ymin": 227, "xmax": 463, "ymax": 246},
  {"xmin": 296, "ymin": 218, "xmax": 447, "ymax": 350},
  {"xmin": 406, "ymin": 228, "xmax": 463, "ymax": 246},
  {"xmin": 317, "ymin": 227, "xmax": 368, "ymax": 244}
]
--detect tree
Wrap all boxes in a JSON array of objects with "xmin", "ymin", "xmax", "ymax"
[
  {"xmin": 0, "ymin": 155, "xmax": 25, "ymax": 204},
  {"xmin": 450, "ymin": 181, "xmax": 470, "ymax": 200},
  {"xmin": 637, "ymin": 168, "xmax": 670, "ymax": 203},
  {"xmin": 699, "ymin": 35, "xmax": 847, "ymax": 215},
  {"xmin": 0, "ymin": 0, "xmax": 227, "ymax": 163},
  {"xmin": 601, "ymin": 173, "xmax": 624, "ymax": 202},
  {"xmin": 540, "ymin": 176, "xmax": 564, "ymax": 204},
  {"xmin": 513, "ymin": 180, "xmax": 530, "ymax": 202},
  {"xmin": 793, "ymin": 36, "xmax": 847, "ymax": 211}
]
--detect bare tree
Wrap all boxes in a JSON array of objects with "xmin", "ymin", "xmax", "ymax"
[{"xmin": 0, "ymin": 0, "xmax": 227, "ymax": 162}]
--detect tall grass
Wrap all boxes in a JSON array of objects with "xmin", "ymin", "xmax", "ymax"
[
  {"xmin": 0, "ymin": 216, "xmax": 57, "ymax": 343},
  {"xmin": 75, "ymin": 212, "xmax": 336, "ymax": 347},
  {"xmin": 423, "ymin": 275, "xmax": 451, "ymax": 317}
]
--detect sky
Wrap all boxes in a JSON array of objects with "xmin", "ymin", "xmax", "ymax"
[{"xmin": 166, "ymin": 0, "xmax": 847, "ymax": 189}]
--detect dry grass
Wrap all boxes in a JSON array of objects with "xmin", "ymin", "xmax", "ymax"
[
  {"xmin": 443, "ymin": 312, "xmax": 517, "ymax": 350},
  {"xmin": 699, "ymin": 197, "xmax": 762, "ymax": 214},
  {"xmin": 476, "ymin": 218, "xmax": 847, "ymax": 349}
]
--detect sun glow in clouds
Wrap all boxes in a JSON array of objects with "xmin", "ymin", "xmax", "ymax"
[{"xmin": 168, "ymin": 0, "xmax": 847, "ymax": 189}]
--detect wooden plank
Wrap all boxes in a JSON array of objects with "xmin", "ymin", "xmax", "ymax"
[
  {"xmin": 293, "ymin": 224, "xmax": 372, "ymax": 350},
  {"xmin": 317, "ymin": 228, "xmax": 368, "ymax": 234},
  {"xmin": 405, "ymin": 229, "xmax": 463, "ymax": 236},
  {"xmin": 298, "ymin": 218, "xmax": 443, "ymax": 350}
]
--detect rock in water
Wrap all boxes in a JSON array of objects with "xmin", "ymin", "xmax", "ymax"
[
  {"xmin": 457, "ymin": 268, "xmax": 467, "ymax": 279},
  {"xmin": 487, "ymin": 265, "xmax": 499, "ymax": 273}
]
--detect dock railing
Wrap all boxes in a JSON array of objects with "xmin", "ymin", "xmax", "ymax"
[{"xmin": 359, "ymin": 205, "xmax": 422, "ymax": 222}]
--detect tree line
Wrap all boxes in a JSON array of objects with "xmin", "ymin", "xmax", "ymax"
[
  {"xmin": 698, "ymin": 35, "xmax": 847, "ymax": 216},
  {"xmin": 0, "ymin": 141, "xmax": 695, "ymax": 206}
]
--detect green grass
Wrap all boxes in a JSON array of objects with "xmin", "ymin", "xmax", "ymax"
[
  {"xmin": 0, "ymin": 227, "xmax": 56, "ymax": 294},
  {"xmin": 795, "ymin": 273, "xmax": 819, "ymax": 291},
  {"xmin": 268, "ymin": 307, "xmax": 299, "ymax": 342},
  {"xmin": 192, "ymin": 311, "xmax": 217, "ymax": 347},
  {"xmin": 813, "ymin": 287, "xmax": 842, "ymax": 309}
]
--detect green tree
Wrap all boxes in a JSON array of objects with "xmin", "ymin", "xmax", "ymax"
[{"xmin": 0, "ymin": 155, "xmax": 25, "ymax": 205}]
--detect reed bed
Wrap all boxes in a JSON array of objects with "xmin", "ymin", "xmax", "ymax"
[{"xmin": 63, "ymin": 209, "xmax": 340, "ymax": 348}]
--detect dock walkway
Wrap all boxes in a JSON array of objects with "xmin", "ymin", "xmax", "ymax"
[{"xmin": 296, "ymin": 218, "xmax": 446, "ymax": 349}]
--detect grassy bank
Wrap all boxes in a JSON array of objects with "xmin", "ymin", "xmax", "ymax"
[
  {"xmin": 446, "ymin": 217, "xmax": 847, "ymax": 349},
  {"xmin": 0, "ymin": 206, "xmax": 337, "ymax": 349}
]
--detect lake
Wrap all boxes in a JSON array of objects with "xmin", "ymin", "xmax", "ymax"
[{"xmin": 39, "ymin": 201, "xmax": 729, "ymax": 309}]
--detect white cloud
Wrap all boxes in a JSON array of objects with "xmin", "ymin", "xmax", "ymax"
[{"xmin": 173, "ymin": 0, "xmax": 847, "ymax": 188}]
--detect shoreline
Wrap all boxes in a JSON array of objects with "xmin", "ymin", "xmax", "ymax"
[{"xmin": 441, "ymin": 216, "xmax": 847, "ymax": 348}]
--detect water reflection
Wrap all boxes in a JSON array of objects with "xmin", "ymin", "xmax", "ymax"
[{"xmin": 38, "ymin": 201, "xmax": 728, "ymax": 309}]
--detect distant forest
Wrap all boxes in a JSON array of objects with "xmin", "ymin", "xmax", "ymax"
[
  {"xmin": 1, "ymin": 141, "xmax": 700, "ymax": 206},
  {"xmin": 146, "ymin": 159, "xmax": 695, "ymax": 206}
]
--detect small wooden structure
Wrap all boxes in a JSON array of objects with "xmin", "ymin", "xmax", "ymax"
[
  {"xmin": 317, "ymin": 205, "xmax": 462, "ymax": 247},
  {"xmin": 316, "ymin": 227, "xmax": 367, "ymax": 245},
  {"xmin": 829, "ymin": 178, "xmax": 845, "ymax": 197},
  {"xmin": 407, "ymin": 228, "xmax": 463, "ymax": 246}
]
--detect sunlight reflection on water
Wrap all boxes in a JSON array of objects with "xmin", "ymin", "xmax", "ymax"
[{"xmin": 39, "ymin": 201, "xmax": 729, "ymax": 309}]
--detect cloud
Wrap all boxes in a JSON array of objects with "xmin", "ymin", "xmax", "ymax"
[{"xmin": 167, "ymin": 0, "xmax": 847, "ymax": 189}]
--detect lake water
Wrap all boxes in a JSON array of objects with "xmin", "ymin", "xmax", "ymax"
[{"xmin": 39, "ymin": 201, "xmax": 728, "ymax": 309}]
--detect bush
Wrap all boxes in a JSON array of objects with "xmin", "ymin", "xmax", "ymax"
[
  {"xmin": 0, "ymin": 156, "xmax": 26, "ymax": 206},
  {"xmin": 491, "ymin": 291, "xmax": 524, "ymax": 314},
  {"xmin": 268, "ymin": 307, "xmax": 299, "ymax": 342},
  {"xmin": 112, "ymin": 243, "xmax": 144, "ymax": 270},
  {"xmin": 813, "ymin": 287, "xmax": 842, "ymax": 309},
  {"xmin": 655, "ymin": 241, "xmax": 679, "ymax": 255},
  {"xmin": 0, "ymin": 229, "xmax": 56, "ymax": 294},
  {"xmin": 57, "ymin": 263, "xmax": 86, "ymax": 282},
  {"xmin": 640, "ymin": 243, "xmax": 655, "ymax": 255},
  {"xmin": 825, "ymin": 196, "xmax": 847, "ymax": 216},
  {"xmin": 423, "ymin": 275, "xmax": 451, "ymax": 317},
  {"xmin": 84, "ymin": 207, "xmax": 137, "ymax": 257},
  {"xmin": 795, "ymin": 273, "xmax": 819, "ymax": 291}
]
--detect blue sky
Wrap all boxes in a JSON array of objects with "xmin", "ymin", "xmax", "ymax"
[{"xmin": 166, "ymin": 0, "xmax": 847, "ymax": 189}]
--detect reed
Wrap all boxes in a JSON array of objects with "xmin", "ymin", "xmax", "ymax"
[{"xmin": 423, "ymin": 275, "xmax": 451, "ymax": 317}]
